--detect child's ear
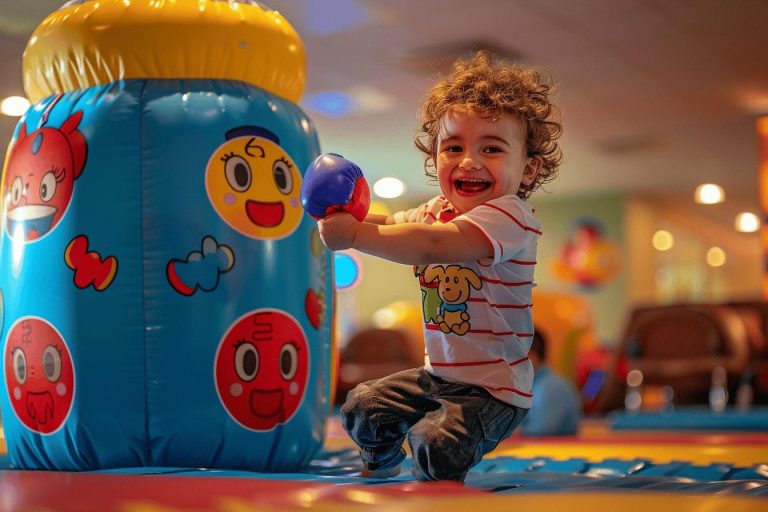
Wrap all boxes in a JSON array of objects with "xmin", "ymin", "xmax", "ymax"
[{"xmin": 522, "ymin": 156, "xmax": 543, "ymax": 185}]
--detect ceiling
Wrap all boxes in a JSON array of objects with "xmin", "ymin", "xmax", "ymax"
[{"xmin": 1, "ymin": 0, "xmax": 767, "ymax": 229}]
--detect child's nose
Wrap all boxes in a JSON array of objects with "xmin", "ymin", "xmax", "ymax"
[{"xmin": 460, "ymin": 155, "xmax": 482, "ymax": 171}]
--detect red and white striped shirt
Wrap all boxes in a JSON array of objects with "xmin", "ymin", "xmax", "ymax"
[{"xmin": 394, "ymin": 194, "xmax": 539, "ymax": 408}]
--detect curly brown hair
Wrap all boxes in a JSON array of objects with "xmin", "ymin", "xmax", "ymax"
[{"xmin": 414, "ymin": 51, "xmax": 563, "ymax": 199}]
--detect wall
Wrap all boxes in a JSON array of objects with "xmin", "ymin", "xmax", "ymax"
[
  {"xmin": 336, "ymin": 252, "xmax": 421, "ymax": 343},
  {"xmin": 532, "ymin": 192, "xmax": 627, "ymax": 346}
]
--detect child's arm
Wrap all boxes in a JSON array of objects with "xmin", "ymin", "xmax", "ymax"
[
  {"xmin": 318, "ymin": 212, "xmax": 493, "ymax": 264},
  {"xmin": 364, "ymin": 213, "xmax": 394, "ymax": 225}
]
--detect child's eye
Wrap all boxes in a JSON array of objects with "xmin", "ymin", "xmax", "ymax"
[
  {"xmin": 484, "ymin": 146, "xmax": 503, "ymax": 153},
  {"xmin": 443, "ymin": 145, "xmax": 462, "ymax": 153}
]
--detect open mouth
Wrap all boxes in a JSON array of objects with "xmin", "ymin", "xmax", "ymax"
[
  {"xmin": 245, "ymin": 200, "xmax": 284, "ymax": 228},
  {"xmin": 442, "ymin": 290, "xmax": 462, "ymax": 302},
  {"xmin": 6, "ymin": 205, "xmax": 57, "ymax": 239},
  {"xmin": 249, "ymin": 388, "xmax": 284, "ymax": 419},
  {"xmin": 26, "ymin": 391, "xmax": 54, "ymax": 425},
  {"xmin": 455, "ymin": 179, "xmax": 492, "ymax": 194}
]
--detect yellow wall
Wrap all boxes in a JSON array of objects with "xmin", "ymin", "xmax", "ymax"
[
  {"xmin": 625, "ymin": 195, "xmax": 762, "ymax": 304},
  {"xmin": 336, "ymin": 253, "xmax": 420, "ymax": 343}
]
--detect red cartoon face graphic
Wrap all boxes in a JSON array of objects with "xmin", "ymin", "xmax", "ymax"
[
  {"xmin": 214, "ymin": 309, "xmax": 309, "ymax": 431},
  {"xmin": 2, "ymin": 111, "xmax": 88, "ymax": 241},
  {"xmin": 4, "ymin": 317, "xmax": 75, "ymax": 434}
]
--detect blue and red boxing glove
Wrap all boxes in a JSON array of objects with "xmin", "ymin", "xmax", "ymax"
[{"xmin": 301, "ymin": 153, "xmax": 370, "ymax": 222}]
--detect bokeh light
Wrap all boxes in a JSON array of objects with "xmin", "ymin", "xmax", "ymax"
[{"xmin": 652, "ymin": 230, "xmax": 674, "ymax": 251}]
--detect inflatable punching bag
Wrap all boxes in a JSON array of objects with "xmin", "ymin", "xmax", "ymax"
[{"xmin": 0, "ymin": 0, "xmax": 334, "ymax": 471}]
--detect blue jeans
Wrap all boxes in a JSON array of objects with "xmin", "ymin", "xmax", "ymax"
[{"xmin": 341, "ymin": 367, "xmax": 528, "ymax": 482}]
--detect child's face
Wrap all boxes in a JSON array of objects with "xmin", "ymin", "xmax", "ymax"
[{"xmin": 436, "ymin": 109, "xmax": 540, "ymax": 213}]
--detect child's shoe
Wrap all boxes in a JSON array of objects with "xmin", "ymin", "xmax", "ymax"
[{"xmin": 360, "ymin": 464, "xmax": 401, "ymax": 479}]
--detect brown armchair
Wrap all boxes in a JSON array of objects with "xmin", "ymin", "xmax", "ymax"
[
  {"xmin": 594, "ymin": 303, "xmax": 750, "ymax": 413},
  {"xmin": 725, "ymin": 300, "xmax": 768, "ymax": 404},
  {"xmin": 334, "ymin": 327, "xmax": 424, "ymax": 404}
]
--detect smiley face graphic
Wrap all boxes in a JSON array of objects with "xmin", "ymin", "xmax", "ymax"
[
  {"xmin": 214, "ymin": 309, "xmax": 309, "ymax": 431},
  {"xmin": 4, "ymin": 317, "xmax": 75, "ymax": 434},
  {"xmin": 2, "ymin": 111, "xmax": 88, "ymax": 242},
  {"xmin": 206, "ymin": 126, "xmax": 303, "ymax": 240}
]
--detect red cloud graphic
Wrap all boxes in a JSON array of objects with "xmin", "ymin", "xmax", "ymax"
[{"xmin": 64, "ymin": 235, "xmax": 118, "ymax": 291}]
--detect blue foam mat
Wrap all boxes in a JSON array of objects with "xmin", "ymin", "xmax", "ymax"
[
  {"xmin": 2, "ymin": 450, "xmax": 767, "ymax": 495},
  {"xmin": 610, "ymin": 406, "xmax": 768, "ymax": 431}
]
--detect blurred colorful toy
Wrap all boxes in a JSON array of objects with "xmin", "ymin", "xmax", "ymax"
[
  {"xmin": 532, "ymin": 290, "xmax": 600, "ymax": 381},
  {"xmin": 551, "ymin": 218, "xmax": 621, "ymax": 288},
  {"xmin": 532, "ymin": 289, "xmax": 606, "ymax": 413}
]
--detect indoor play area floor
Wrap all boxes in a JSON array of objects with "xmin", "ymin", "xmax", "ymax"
[{"xmin": 1, "ymin": 410, "xmax": 767, "ymax": 512}]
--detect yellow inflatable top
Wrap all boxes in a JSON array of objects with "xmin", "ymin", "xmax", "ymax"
[{"xmin": 23, "ymin": 0, "xmax": 306, "ymax": 104}]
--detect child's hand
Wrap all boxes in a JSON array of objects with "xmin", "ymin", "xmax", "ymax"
[{"xmin": 317, "ymin": 212, "xmax": 359, "ymax": 251}]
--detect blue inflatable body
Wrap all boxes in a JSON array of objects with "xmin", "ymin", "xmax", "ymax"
[{"xmin": 0, "ymin": 76, "xmax": 332, "ymax": 470}]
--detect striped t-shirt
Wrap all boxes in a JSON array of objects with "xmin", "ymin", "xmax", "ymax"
[{"xmin": 394, "ymin": 194, "xmax": 540, "ymax": 408}]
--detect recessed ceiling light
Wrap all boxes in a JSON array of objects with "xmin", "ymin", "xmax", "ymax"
[
  {"xmin": 694, "ymin": 183, "xmax": 724, "ymax": 205},
  {"xmin": 303, "ymin": 90, "xmax": 353, "ymax": 118},
  {"xmin": 1, "ymin": 96, "xmax": 30, "ymax": 117},
  {"xmin": 346, "ymin": 85, "xmax": 397, "ymax": 113},
  {"xmin": 303, "ymin": 85, "xmax": 396, "ymax": 118},
  {"xmin": 735, "ymin": 212, "xmax": 760, "ymax": 233},
  {"xmin": 294, "ymin": 0, "xmax": 373, "ymax": 36},
  {"xmin": 373, "ymin": 177, "xmax": 405, "ymax": 199}
]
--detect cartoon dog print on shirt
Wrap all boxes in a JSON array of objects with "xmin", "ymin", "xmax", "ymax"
[{"xmin": 424, "ymin": 265, "xmax": 482, "ymax": 336}]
